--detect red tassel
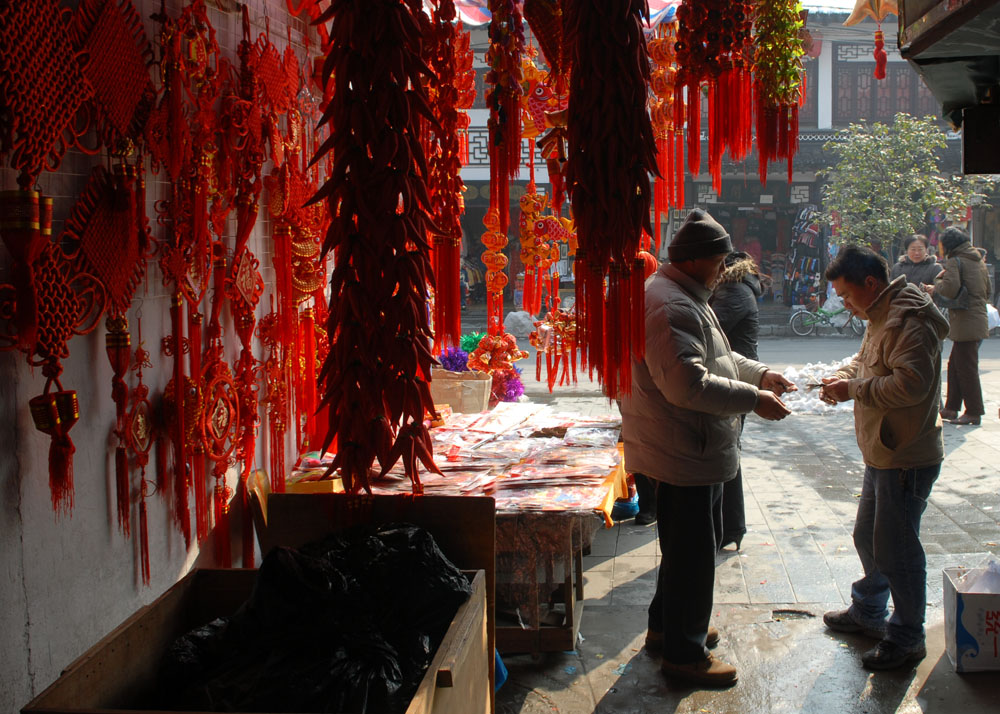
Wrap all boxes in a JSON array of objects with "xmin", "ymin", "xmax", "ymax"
[
  {"xmin": 873, "ymin": 29, "xmax": 887, "ymax": 80},
  {"xmin": 49, "ymin": 434, "xmax": 75, "ymax": 516},
  {"xmin": 301, "ymin": 309, "xmax": 318, "ymax": 449},
  {"xmin": 169, "ymin": 298, "xmax": 191, "ymax": 547},
  {"xmin": 675, "ymin": 130, "xmax": 685, "ymax": 208},
  {"xmin": 214, "ymin": 483, "xmax": 231, "ymax": 568},
  {"xmin": 139, "ymin": 492, "xmax": 150, "ymax": 586},
  {"xmin": 536, "ymin": 349, "xmax": 542, "ymax": 383},
  {"xmin": 686, "ymin": 80, "xmax": 701, "ymax": 175},
  {"xmin": 241, "ymin": 472, "xmax": 255, "ymax": 568},
  {"xmin": 116, "ymin": 446, "xmax": 130, "ymax": 536}
]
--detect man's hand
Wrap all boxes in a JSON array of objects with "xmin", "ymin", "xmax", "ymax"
[
  {"xmin": 819, "ymin": 377, "xmax": 850, "ymax": 404},
  {"xmin": 922, "ymin": 283, "xmax": 936, "ymax": 295},
  {"xmin": 754, "ymin": 390, "xmax": 792, "ymax": 421},
  {"xmin": 760, "ymin": 370, "xmax": 797, "ymax": 397}
]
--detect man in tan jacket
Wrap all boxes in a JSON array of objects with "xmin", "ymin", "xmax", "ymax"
[{"xmin": 819, "ymin": 246, "xmax": 949, "ymax": 670}]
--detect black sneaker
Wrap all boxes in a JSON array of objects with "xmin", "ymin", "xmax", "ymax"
[
  {"xmin": 862, "ymin": 640, "xmax": 926, "ymax": 670},
  {"xmin": 823, "ymin": 609, "xmax": 886, "ymax": 640},
  {"xmin": 635, "ymin": 510, "xmax": 657, "ymax": 526}
]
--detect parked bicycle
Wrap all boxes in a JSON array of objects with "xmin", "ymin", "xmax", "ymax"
[{"xmin": 789, "ymin": 303, "xmax": 866, "ymax": 336}]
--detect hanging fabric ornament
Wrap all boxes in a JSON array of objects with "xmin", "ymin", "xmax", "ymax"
[
  {"xmin": 485, "ymin": 0, "xmax": 525, "ymax": 249},
  {"xmin": 454, "ymin": 25, "xmax": 477, "ymax": 166},
  {"xmin": 518, "ymin": 184, "xmax": 548, "ymax": 315},
  {"xmin": 843, "ymin": 2, "xmax": 897, "ymax": 78},
  {"xmin": 523, "ymin": 0, "xmax": 572, "ymax": 94},
  {"xmin": 0, "ymin": 190, "xmax": 51, "ymax": 353},
  {"xmin": 126, "ymin": 327, "xmax": 154, "ymax": 585},
  {"xmin": 0, "ymin": 0, "xmax": 93, "ymax": 188},
  {"xmin": 647, "ymin": 17, "xmax": 682, "ymax": 251},
  {"xmin": 565, "ymin": 0, "xmax": 657, "ymax": 398},
  {"xmin": 673, "ymin": 0, "xmax": 754, "ymax": 193},
  {"xmin": 754, "ymin": 0, "xmax": 806, "ymax": 185},
  {"xmin": 428, "ymin": 0, "xmax": 465, "ymax": 352},
  {"xmin": 481, "ymin": 209, "xmax": 509, "ymax": 335},
  {"xmin": 69, "ymin": 0, "xmax": 156, "ymax": 152},
  {"xmin": 529, "ymin": 303, "xmax": 578, "ymax": 392},
  {"xmin": 21, "ymin": 241, "xmax": 103, "ymax": 516}
]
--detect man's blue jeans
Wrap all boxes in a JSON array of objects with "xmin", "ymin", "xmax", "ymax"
[{"xmin": 848, "ymin": 464, "xmax": 940, "ymax": 649}]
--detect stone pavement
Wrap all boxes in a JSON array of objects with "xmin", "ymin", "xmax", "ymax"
[{"xmin": 496, "ymin": 336, "xmax": 1000, "ymax": 714}]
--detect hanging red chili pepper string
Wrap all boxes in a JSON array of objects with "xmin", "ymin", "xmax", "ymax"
[
  {"xmin": 312, "ymin": 0, "xmax": 442, "ymax": 494},
  {"xmin": 565, "ymin": 0, "xmax": 657, "ymax": 398}
]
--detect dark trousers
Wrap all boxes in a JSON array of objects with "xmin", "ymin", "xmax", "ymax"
[
  {"xmin": 719, "ymin": 415, "xmax": 747, "ymax": 547},
  {"xmin": 945, "ymin": 340, "xmax": 984, "ymax": 416},
  {"xmin": 648, "ymin": 480, "xmax": 722, "ymax": 664},
  {"xmin": 634, "ymin": 473, "xmax": 657, "ymax": 515}
]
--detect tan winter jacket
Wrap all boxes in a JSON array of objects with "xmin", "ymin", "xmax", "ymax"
[
  {"xmin": 835, "ymin": 277, "xmax": 949, "ymax": 469},
  {"xmin": 621, "ymin": 263, "xmax": 769, "ymax": 486},
  {"xmin": 933, "ymin": 242, "xmax": 991, "ymax": 342}
]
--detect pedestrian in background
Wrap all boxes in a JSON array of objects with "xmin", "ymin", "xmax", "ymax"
[
  {"xmin": 926, "ymin": 226, "xmax": 992, "ymax": 426},
  {"xmin": 709, "ymin": 251, "xmax": 762, "ymax": 550},
  {"xmin": 819, "ymin": 246, "xmax": 949, "ymax": 670},
  {"xmin": 889, "ymin": 234, "xmax": 942, "ymax": 288},
  {"xmin": 621, "ymin": 209, "xmax": 795, "ymax": 687}
]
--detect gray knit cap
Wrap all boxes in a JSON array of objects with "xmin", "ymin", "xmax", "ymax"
[{"xmin": 668, "ymin": 208, "xmax": 733, "ymax": 261}]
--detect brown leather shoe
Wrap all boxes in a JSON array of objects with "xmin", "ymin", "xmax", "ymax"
[
  {"xmin": 661, "ymin": 653, "xmax": 738, "ymax": 687},
  {"xmin": 939, "ymin": 408, "xmax": 958, "ymax": 420},
  {"xmin": 947, "ymin": 413, "xmax": 981, "ymax": 426},
  {"xmin": 645, "ymin": 626, "xmax": 719, "ymax": 651}
]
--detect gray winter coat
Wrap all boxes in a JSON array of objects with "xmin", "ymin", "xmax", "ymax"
[
  {"xmin": 889, "ymin": 254, "xmax": 942, "ymax": 288},
  {"xmin": 621, "ymin": 263, "xmax": 769, "ymax": 487}
]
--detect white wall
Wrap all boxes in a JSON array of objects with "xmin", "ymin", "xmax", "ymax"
[{"xmin": 0, "ymin": 1, "xmax": 317, "ymax": 709}]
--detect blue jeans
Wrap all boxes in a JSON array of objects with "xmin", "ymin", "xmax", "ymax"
[{"xmin": 848, "ymin": 464, "xmax": 940, "ymax": 648}]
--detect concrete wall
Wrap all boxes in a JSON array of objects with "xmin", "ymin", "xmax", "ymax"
[{"xmin": 0, "ymin": 1, "xmax": 315, "ymax": 710}]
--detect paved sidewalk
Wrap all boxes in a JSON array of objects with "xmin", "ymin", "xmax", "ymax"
[{"xmin": 497, "ymin": 337, "xmax": 1000, "ymax": 714}]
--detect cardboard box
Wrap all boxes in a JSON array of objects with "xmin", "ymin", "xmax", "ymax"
[
  {"xmin": 22, "ymin": 568, "xmax": 488, "ymax": 714},
  {"xmin": 943, "ymin": 567, "xmax": 1000, "ymax": 672},
  {"xmin": 429, "ymin": 368, "xmax": 492, "ymax": 414}
]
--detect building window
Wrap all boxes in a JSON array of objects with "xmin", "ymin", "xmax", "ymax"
[{"xmin": 834, "ymin": 43, "xmax": 941, "ymax": 125}]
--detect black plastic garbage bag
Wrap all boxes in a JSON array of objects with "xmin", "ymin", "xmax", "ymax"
[{"xmin": 156, "ymin": 523, "xmax": 471, "ymax": 713}]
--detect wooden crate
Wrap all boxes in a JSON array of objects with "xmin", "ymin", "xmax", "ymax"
[
  {"xmin": 23, "ymin": 567, "xmax": 488, "ymax": 714},
  {"xmin": 248, "ymin": 478, "xmax": 495, "ymax": 712}
]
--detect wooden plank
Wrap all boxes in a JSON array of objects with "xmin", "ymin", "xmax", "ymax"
[{"xmin": 406, "ymin": 571, "xmax": 487, "ymax": 714}]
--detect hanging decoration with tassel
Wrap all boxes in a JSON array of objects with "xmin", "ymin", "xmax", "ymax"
[
  {"xmin": 428, "ymin": 0, "xmax": 466, "ymax": 352},
  {"xmin": 565, "ymin": 0, "xmax": 657, "ymax": 398},
  {"xmin": 61, "ymin": 159, "xmax": 150, "ymax": 535},
  {"xmin": 648, "ymin": 14, "xmax": 682, "ymax": 250},
  {"xmin": 673, "ymin": 0, "xmax": 754, "ymax": 194},
  {"xmin": 843, "ymin": 0, "xmax": 897, "ymax": 80},
  {"xmin": 753, "ymin": 0, "xmax": 806, "ymax": 186},
  {"xmin": 126, "ymin": 327, "xmax": 154, "ymax": 586},
  {"xmin": 484, "ymin": 0, "xmax": 524, "ymax": 336}
]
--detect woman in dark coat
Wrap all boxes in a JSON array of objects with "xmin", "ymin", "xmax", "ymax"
[
  {"xmin": 890, "ymin": 234, "xmax": 943, "ymax": 287},
  {"xmin": 709, "ymin": 252, "xmax": 762, "ymax": 549},
  {"xmin": 927, "ymin": 227, "xmax": 992, "ymax": 425}
]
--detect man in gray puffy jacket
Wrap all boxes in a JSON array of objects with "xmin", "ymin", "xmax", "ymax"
[{"xmin": 621, "ymin": 209, "xmax": 795, "ymax": 687}]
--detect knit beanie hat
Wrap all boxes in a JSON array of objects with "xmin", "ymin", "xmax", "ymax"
[
  {"xmin": 668, "ymin": 208, "xmax": 733, "ymax": 261},
  {"xmin": 940, "ymin": 226, "xmax": 970, "ymax": 254}
]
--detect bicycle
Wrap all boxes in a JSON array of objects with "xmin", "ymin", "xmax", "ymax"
[{"xmin": 789, "ymin": 304, "xmax": 866, "ymax": 336}]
